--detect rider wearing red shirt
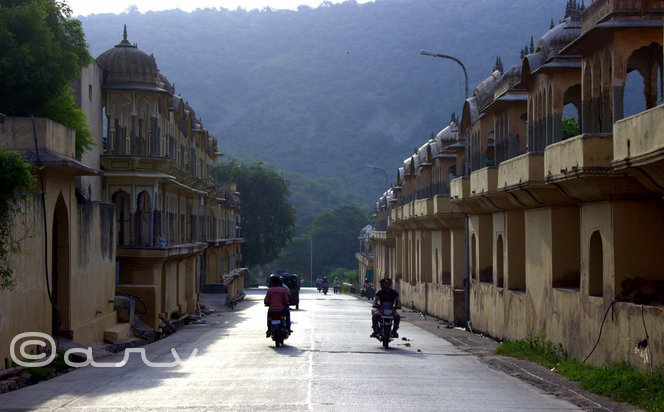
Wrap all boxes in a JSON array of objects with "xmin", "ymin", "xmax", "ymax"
[{"xmin": 264, "ymin": 276, "xmax": 290, "ymax": 336}]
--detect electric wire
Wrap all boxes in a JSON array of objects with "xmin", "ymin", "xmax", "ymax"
[
  {"xmin": 583, "ymin": 298, "xmax": 614, "ymax": 363},
  {"xmin": 31, "ymin": 115, "xmax": 61, "ymax": 352},
  {"xmin": 641, "ymin": 304, "xmax": 653, "ymax": 372}
]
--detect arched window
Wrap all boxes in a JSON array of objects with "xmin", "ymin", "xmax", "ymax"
[
  {"xmin": 52, "ymin": 194, "xmax": 70, "ymax": 335},
  {"xmin": 624, "ymin": 43, "xmax": 663, "ymax": 118},
  {"xmin": 562, "ymin": 83, "xmax": 581, "ymax": 140},
  {"xmin": 471, "ymin": 233, "xmax": 477, "ymax": 280},
  {"xmin": 496, "ymin": 235, "xmax": 504, "ymax": 288},
  {"xmin": 136, "ymin": 190, "xmax": 152, "ymax": 247},
  {"xmin": 589, "ymin": 231, "xmax": 603, "ymax": 297},
  {"xmin": 112, "ymin": 190, "xmax": 131, "ymax": 246}
]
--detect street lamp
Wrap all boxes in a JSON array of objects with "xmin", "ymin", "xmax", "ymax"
[
  {"xmin": 420, "ymin": 50, "xmax": 468, "ymax": 101},
  {"xmin": 366, "ymin": 163, "xmax": 388, "ymax": 191},
  {"xmin": 420, "ymin": 50, "xmax": 470, "ymax": 176},
  {"xmin": 303, "ymin": 234, "xmax": 312, "ymax": 287},
  {"xmin": 420, "ymin": 49, "xmax": 471, "ymax": 330}
]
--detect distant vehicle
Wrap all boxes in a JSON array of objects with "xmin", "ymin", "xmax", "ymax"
[{"xmin": 268, "ymin": 272, "xmax": 300, "ymax": 310}]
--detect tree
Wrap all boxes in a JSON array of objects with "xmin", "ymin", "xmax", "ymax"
[
  {"xmin": 0, "ymin": 0, "xmax": 93, "ymax": 157},
  {"xmin": 307, "ymin": 205, "xmax": 371, "ymax": 274},
  {"xmin": 215, "ymin": 159, "xmax": 296, "ymax": 267},
  {"xmin": 562, "ymin": 117, "xmax": 580, "ymax": 140},
  {"xmin": 0, "ymin": 149, "xmax": 36, "ymax": 290}
]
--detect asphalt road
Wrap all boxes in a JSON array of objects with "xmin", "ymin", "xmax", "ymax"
[{"xmin": 0, "ymin": 288, "xmax": 581, "ymax": 411}]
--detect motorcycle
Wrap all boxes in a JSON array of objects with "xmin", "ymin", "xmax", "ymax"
[
  {"xmin": 360, "ymin": 285, "xmax": 375, "ymax": 300},
  {"xmin": 267, "ymin": 311, "xmax": 289, "ymax": 347},
  {"xmin": 317, "ymin": 284, "xmax": 322, "ymax": 293},
  {"xmin": 373, "ymin": 302, "xmax": 395, "ymax": 349},
  {"xmin": 322, "ymin": 284, "xmax": 328, "ymax": 295}
]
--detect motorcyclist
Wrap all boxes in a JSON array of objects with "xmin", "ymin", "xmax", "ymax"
[
  {"xmin": 264, "ymin": 275, "xmax": 291, "ymax": 336},
  {"xmin": 363, "ymin": 278, "xmax": 374, "ymax": 299},
  {"xmin": 333, "ymin": 277, "xmax": 341, "ymax": 293},
  {"xmin": 371, "ymin": 278, "xmax": 401, "ymax": 338},
  {"xmin": 316, "ymin": 276, "xmax": 323, "ymax": 291},
  {"xmin": 322, "ymin": 276, "xmax": 329, "ymax": 293}
]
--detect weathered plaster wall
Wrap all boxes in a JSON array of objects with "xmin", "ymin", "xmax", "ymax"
[{"xmin": 0, "ymin": 177, "xmax": 117, "ymax": 368}]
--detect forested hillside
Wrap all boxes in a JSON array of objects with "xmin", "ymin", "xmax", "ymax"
[{"xmin": 80, "ymin": 0, "xmax": 566, "ymax": 209}]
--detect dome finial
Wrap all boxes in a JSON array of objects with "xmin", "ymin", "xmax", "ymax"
[{"xmin": 123, "ymin": 25, "xmax": 127, "ymax": 41}]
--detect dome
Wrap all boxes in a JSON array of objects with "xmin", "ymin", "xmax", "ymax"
[
  {"xmin": 473, "ymin": 70, "xmax": 501, "ymax": 111},
  {"xmin": 460, "ymin": 95, "xmax": 480, "ymax": 132},
  {"xmin": 537, "ymin": 18, "xmax": 582, "ymax": 60},
  {"xmin": 494, "ymin": 61, "xmax": 523, "ymax": 96},
  {"xmin": 436, "ymin": 121, "xmax": 459, "ymax": 145},
  {"xmin": 96, "ymin": 26, "xmax": 162, "ymax": 91}
]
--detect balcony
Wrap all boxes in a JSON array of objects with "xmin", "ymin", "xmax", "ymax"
[
  {"xmin": 413, "ymin": 198, "xmax": 434, "ymax": 218},
  {"xmin": 614, "ymin": 105, "xmax": 664, "ymax": 166},
  {"xmin": 497, "ymin": 152, "xmax": 544, "ymax": 191},
  {"xmin": 544, "ymin": 133, "xmax": 614, "ymax": 183},
  {"xmin": 450, "ymin": 176, "xmax": 470, "ymax": 201},
  {"xmin": 433, "ymin": 195, "xmax": 462, "ymax": 216},
  {"xmin": 0, "ymin": 117, "xmax": 99, "ymax": 175},
  {"xmin": 2, "ymin": 117, "xmax": 76, "ymax": 158},
  {"xmin": 613, "ymin": 105, "xmax": 664, "ymax": 191},
  {"xmin": 543, "ymin": 133, "xmax": 649, "ymax": 200},
  {"xmin": 470, "ymin": 167, "xmax": 498, "ymax": 197}
]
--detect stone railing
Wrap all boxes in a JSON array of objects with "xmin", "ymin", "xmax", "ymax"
[
  {"xmin": 613, "ymin": 104, "xmax": 664, "ymax": 164},
  {"xmin": 544, "ymin": 133, "xmax": 614, "ymax": 182},
  {"xmin": 0, "ymin": 117, "xmax": 75, "ymax": 159},
  {"xmin": 497, "ymin": 152, "xmax": 545, "ymax": 191}
]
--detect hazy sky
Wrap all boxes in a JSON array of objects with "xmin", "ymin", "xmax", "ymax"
[{"xmin": 66, "ymin": 0, "xmax": 373, "ymax": 16}]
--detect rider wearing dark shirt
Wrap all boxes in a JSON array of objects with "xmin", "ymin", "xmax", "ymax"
[{"xmin": 371, "ymin": 278, "xmax": 401, "ymax": 338}]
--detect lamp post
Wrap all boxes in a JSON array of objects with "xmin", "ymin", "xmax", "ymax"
[
  {"xmin": 420, "ymin": 49, "xmax": 471, "ymax": 330},
  {"xmin": 420, "ymin": 49, "xmax": 469, "ymax": 176},
  {"xmin": 420, "ymin": 50, "xmax": 468, "ymax": 101},
  {"xmin": 303, "ymin": 234, "xmax": 312, "ymax": 287},
  {"xmin": 366, "ymin": 163, "xmax": 388, "ymax": 191}
]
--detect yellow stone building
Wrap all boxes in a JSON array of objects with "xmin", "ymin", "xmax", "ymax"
[
  {"xmin": 365, "ymin": 1, "xmax": 664, "ymax": 369},
  {"xmin": 94, "ymin": 28, "xmax": 244, "ymax": 329},
  {"xmin": 0, "ymin": 27, "xmax": 244, "ymax": 370}
]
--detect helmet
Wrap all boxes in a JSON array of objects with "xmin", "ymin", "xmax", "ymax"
[{"xmin": 269, "ymin": 275, "xmax": 282, "ymax": 287}]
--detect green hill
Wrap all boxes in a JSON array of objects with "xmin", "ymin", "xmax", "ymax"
[{"xmin": 80, "ymin": 0, "xmax": 567, "ymax": 209}]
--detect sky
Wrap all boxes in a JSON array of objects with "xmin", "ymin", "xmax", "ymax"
[{"xmin": 66, "ymin": 0, "xmax": 373, "ymax": 16}]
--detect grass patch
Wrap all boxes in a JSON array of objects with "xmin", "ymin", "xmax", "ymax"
[{"xmin": 496, "ymin": 332, "xmax": 664, "ymax": 411}]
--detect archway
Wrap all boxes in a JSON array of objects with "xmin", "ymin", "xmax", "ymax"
[
  {"xmin": 136, "ymin": 190, "xmax": 152, "ymax": 247},
  {"xmin": 624, "ymin": 43, "xmax": 663, "ymax": 117},
  {"xmin": 563, "ymin": 84, "xmax": 581, "ymax": 139},
  {"xmin": 52, "ymin": 194, "xmax": 70, "ymax": 337},
  {"xmin": 471, "ymin": 233, "xmax": 477, "ymax": 280},
  {"xmin": 496, "ymin": 235, "xmax": 504, "ymax": 288},
  {"xmin": 112, "ymin": 190, "xmax": 131, "ymax": 246},
  {"xmin": 589, "ymin": 231, "xmax": 603, "ymax": 297}
]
